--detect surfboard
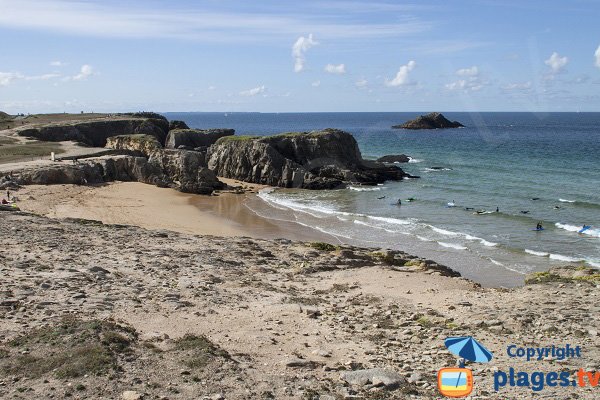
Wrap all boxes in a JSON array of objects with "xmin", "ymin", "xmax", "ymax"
[
  {"xmin": 579, "ymin": 225, "xmax": 591, "ymax": 233},
  {"xmin": 532, "ymin": 227, "xmax": 544, "ymax": 231}
]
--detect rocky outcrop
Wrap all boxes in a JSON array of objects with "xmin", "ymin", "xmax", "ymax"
[
  {"xmin": 10, "ymin": 151, "xmax": 223, "ymax": 195},
  {"xmin": 168, "ymin": 120, "xmax": 189, "ymax": 130},
  {"xmin": 165, "ymin": 129, "xmax": 235, "ymax": 150},
  {"xmin": 392, "ymin": 112, "xmax": 464, "ymax": 130},
  {"xmin": 207, "ymin": 129, "xmax": 409, "ymax": 189},
  {"xmin": 106, "ymin": 134, "xmax": 163, "ymax": 158},
  {"xmin": 148, "ymin": 149, "xmax": 222, "ymax": 194},
  {"xmin": 16, "ymin": 117, "xmax": 169, "ymax": 147},
  {"xmin": 377, "ymin": 154, "xmax": 410, "ymax": 163}
]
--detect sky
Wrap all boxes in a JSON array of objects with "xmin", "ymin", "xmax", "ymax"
[{"xmin": 0, "ymin": 0, "xmax": 599, "ymax": 113}]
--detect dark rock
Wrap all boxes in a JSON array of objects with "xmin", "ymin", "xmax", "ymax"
[
  {"xmin": 377, "ymin": 154, "xmax": 410, "ymax": 163},
  {"xmin": 168, "ymin": 120, "xmax": 189, "ymax": 130},
  {"xmin": 207, "ymin": 129, "xmax": 410, "ymax": 189},
  {"xmin": 16, "ymin": 116, "xmax": 169, "ymax": 147},
  {"xmin": 165, "ymin": 129, "xmax": 234, "ymax": 149},
  {"xmin": 392, "ymin": 112, "xmax": 464, "ymax": 130}
]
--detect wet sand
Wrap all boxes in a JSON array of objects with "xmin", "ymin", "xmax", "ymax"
[{"xmin": 15, "ymin": 181, "xmax": 337, "ymax": 242}]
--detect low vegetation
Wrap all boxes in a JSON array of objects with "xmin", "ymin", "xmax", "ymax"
[
  {"xmin": 174, "ymin": 334, "xmax": 231, "ymax": 369},
  {"xmin": 0, "ymin": 139, "xmax": 65, "ymax": 163},
  {"xmin": 309, "ymin": 242, "xmax": 338, "ymax": 251},
  {"xmin": 0, "ymin": 317, "xmax": 136, "ymax": 379}
]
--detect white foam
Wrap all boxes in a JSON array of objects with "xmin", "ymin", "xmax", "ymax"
[
  {"xmin": 408, "ymin": 157, "xmax": 423, "ymax": 163},
  {"xmin": 489, "ymin": 259, "xmax": 504, "ymax": 266},
  {"xmin": 525, "ymin": 249, "xmax": 549, "ymax": 257},
  {"xmin": 416, "ymin": 235, "xmax": 434, "ymax": 242},
  {"xmin": 549, "ymin": 254, "xmax": 584, "ymax": 262},
  {"xmin": 437, "ymin": 242, "xmax": 467, "ymax": 250},
  {"xmin": 424, "ymin": 167, "xmax": 452, "ymax": 172},
  {"xmin": 555, "ymin": 223, "xmax": 600, "ymax": 237},
  {"xmin": 348, "ymin": 186, "xmax": 382, "ymax": 192},
  {"xmin": 559, "ymin": 198, "xmax": 575, "ymax": 203},
  {"xmin": 353, "ymin": 220, "xmax": 397, "ymax": 233},
  {"xmin": 587, "ymin": 260, "xmax": 600, "ymax": 268},
  {"xmin": 368, "ymin": 216, "xmax": 413, "ymax": 225},
  {"xmin": 464, "ymin": 234, "xmax": 498, "ymax": 247},
  {"xmin": 430, "ymin": 226, "xmax": 460, "ymax": 236}
]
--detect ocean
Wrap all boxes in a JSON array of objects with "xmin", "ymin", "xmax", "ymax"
[{"xmin": 164, "ymin": 112, "xmax": 600, "ymax": 286}]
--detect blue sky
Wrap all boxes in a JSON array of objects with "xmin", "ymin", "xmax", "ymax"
[{"xmin": 0, "ymin": 0, "xmax": 599, "ymax": 113}]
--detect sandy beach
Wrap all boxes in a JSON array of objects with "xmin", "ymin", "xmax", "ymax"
[{"xmin": 14, "ymin": 181, "xmax": 338, "ymax": 242}]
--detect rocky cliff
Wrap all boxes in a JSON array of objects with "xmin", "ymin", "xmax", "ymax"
[
  {"xmin": 165, "ymin": 128, "xmax": 235, "ymax": 149},
  {"xmin": 392, "ymin": 112, "xmax": 464, "ymax": 129},
  {"xmin": 16, "ymin": 116, "xmax": 169, "ymax": 147},
  {"xmin": 106, "ymin": 134, "xmax": 163, "ymax": 157},
  {"xmin": 207, "ymin": 129, "xmax": 409, "ymax": 189}
]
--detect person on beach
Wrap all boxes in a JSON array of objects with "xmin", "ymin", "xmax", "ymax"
[{"xmin": 6, "ymin": 190, "xmax": 10, "ymax": 200}]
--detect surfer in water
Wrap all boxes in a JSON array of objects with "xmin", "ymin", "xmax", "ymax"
[
  {"xmin": 396, "ymin": 199, "xmax": 402, "ymax": 206},
  {"xmin": 536, "ymin": 222, "xmax": 543, "ymax": 230}
]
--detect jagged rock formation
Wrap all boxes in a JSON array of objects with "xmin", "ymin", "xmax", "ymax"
[
  {"xmin": 16, "ymin": 116, "xmax": 170, "ymax": 147},
  {"xmin": 207, "ymin": 129, "xmax": 409, "ymax": 189},
  {"xmin": 11, "ymin": 151, "xmax": 223, "ymax": 195},
  {"xmin": 106, "ymin": 134, "xmax": 163, "ymax": 158},
  {"xmin": 165, "ymin": 128, "xmax": 235, "ymax": 150},
  {"xmin": 377, "ymin": 154, "xmax": 410, "ymax": 163},
  {"xmin": 392, "ymin": 112, "xmax": 464, "ymax": 130},
  {"xmin": 168, "ymin": 120, "xmax": 189, "ymax": 130}
]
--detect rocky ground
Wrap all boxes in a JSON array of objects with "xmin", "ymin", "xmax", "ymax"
[{"xmin": 0, "ymin": 212, "xmax": 599, "ymax": 399}]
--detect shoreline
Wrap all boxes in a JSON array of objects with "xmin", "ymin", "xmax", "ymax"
[
  {"xmin": 12, "ymin": 181, "xmax": 523, "ymax": 287},
  {"xmin": 14, "ymin": 181, "xmax": 340, "ymax": 242}
]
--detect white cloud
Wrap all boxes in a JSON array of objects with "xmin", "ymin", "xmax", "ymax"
[
  {"xmin": 0, "ymin": 0, "xmax": 429, "ymax": 42},
  {"xmin": 50, "ymin": 60, "xmax": 66, "ymax": 67},
  {"xmin": 355, "ymin": 78, "xmax": 368, "ymax": 88},
  {"xmin": 456, "ymin": 66, "xmax": 479, "ymax": 77},
  {"xmin": 73, "ymin": 64, "xmax": 93, "ymax": 80},
  {"xmin": 0, "ymin": 72, "xmax": 24, "ymax": 86},
  {"xmin": 445, "ymin": 77, "xmax": 484, "ymax": 91},
  {"xmin": 545, "ymin": 52, "xmax": 568, "ymax": 73},
  {"xmin": 240, "ymin": 85, "xmax": 266, "ymax": 96},
  {"xmin": 595, "ymin": 45, "xmax": 600, "ymax": 68},
  {"xmin": 292, "ymin": 34, "xmax": 318, "ymax": 73},
  {"xmin": 311, "ymin": 80, "xmax": 321, "ymax": 87},
  {"xmin": 324, "ymin": 63, "xmax": 346, "ymax": 75},
  {"xmin": 0, "ymin": 70, "xmax": 61, "ymax": 86},
  {"xmin": 385, "ymin": 60, "xmax": 416, "ymax": 87},
  {"xmin": 501, "ymin": 82, "xmax": 532, "ymax": 90},
  {"xmin": 445, "ymin": 65, "xmax": 486, "ymax": 91}
]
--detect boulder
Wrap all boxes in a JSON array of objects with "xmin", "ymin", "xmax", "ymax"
[
  {"xmin": 168, "ymin": 120, "xmax": 189, "ymax": 130},
  {"xmin": 392, "ymin": 112, "xmax": 464, "ymax": 130},
  {"xmin": 16, "ymin": 116, "xmax": 169, "ymax": 147},
  {"xmin": 377, "ymin": 154, "xmax": 410, "ymax": 163},
  {"xmin": 207, "ymin": 129, "xmax": 409, "ymax": 189},
  {"xmin": 165, "ymin": 129, "xmax": 235, "ymax": 149}
]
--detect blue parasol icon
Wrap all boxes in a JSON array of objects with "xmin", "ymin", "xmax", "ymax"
[{"xmin": 444, "ymin": 336, "xmax": 493, "ymax": 364}]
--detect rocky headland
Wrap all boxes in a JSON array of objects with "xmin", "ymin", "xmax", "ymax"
[
  {"xmin": 392, "ymin": 112, "xmax": 464, "ymax": 130},
  {"xmin": 2, "ymin": 115, "xmax": 412, "ymax": 194}
]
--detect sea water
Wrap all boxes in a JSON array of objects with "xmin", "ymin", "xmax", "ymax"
[{"xmin": 165, "ymin": 112, "xmax": 600, "ymax": 286}]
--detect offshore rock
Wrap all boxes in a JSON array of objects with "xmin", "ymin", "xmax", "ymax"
[
  {"xmin": 377, "ymin": 154, "xmax": 410, "ymax": 163},
  {"xmin": 392, "ymin": 112, "xmax": 464, "ymax": 130}
]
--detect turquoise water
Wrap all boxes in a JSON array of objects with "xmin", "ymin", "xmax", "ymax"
[{"xmin": 165, "ymin": 112, "xmax": 600, "ymax": 286}]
